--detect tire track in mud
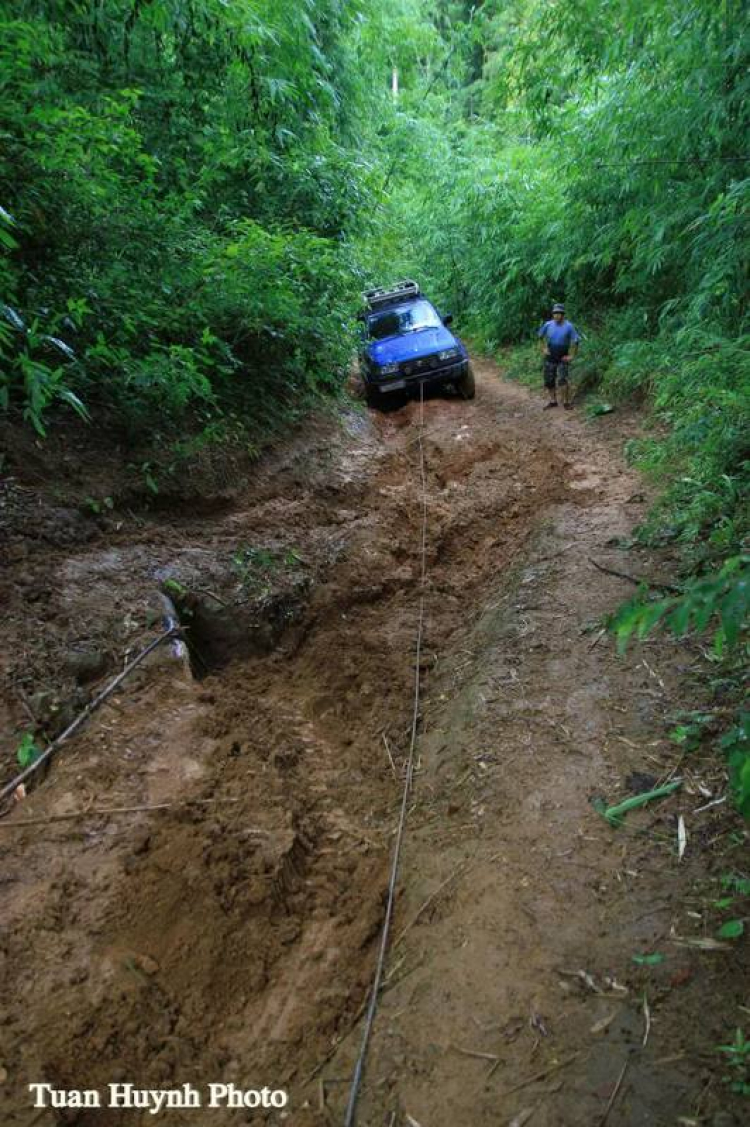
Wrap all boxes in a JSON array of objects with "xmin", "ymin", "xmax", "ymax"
[
  {"xmin": 328, "ymin": 367, "xmax": 748, "ymax": 1127},
  {"xmin": 0, "ymin": 363, "xmax": 626, "ymax": 1126}
]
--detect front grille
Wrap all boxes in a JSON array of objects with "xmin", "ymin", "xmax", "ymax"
[{"xmin": 399, "ymin": 354, "xmax": 447, "ymax": 377}]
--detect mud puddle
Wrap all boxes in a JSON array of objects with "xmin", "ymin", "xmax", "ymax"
[{"xmin": 1, "ymin": 362, "xmax": 747, "ymax": 1126}]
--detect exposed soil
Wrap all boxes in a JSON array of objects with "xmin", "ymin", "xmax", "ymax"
[{"xmin": 1, "ymin": 359, "xmax": 748, "ymax": 1127}]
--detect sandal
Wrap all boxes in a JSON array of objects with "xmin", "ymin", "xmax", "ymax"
[{"xmin": 543, "ymin": 401, "xmax": 558, "ymax": 410}]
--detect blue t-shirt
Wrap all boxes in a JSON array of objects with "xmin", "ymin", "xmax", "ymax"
[{"xmin": 538, "ymin": 319, "xmax": 580, "ymax": 359}]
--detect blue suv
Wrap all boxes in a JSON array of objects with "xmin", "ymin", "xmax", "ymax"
[{"xmin": 358, "ymin": 280, "xmax": 475, "ymax": 407}]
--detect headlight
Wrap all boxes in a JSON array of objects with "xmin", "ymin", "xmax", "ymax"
[
  {"xmin": 438, "ymin": 348, "xmax": 460, "ymax": 361},
  {"xmin": 378, "ymin": 361, "xmax": 400, "ymax": 375}
]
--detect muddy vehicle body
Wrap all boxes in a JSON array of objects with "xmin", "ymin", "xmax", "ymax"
[{"xmin": 358, "ymin": 280, "xmax": 475, "ymax": 407}]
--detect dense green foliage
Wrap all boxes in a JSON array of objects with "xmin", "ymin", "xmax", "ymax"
[
  {"xmin": 1, "ymin": 0, "xmax": 405, "ymax": 437},
  {"xmin": 613, "ymin": 555, "xmax": 749, "ymax": 658},
  {"xmin": 361, "ymin": 0, "xmax": 749, "ymax": 807},
  {"xmin": 2, "ymin": 3, "xmax": 748, "ymax": 789},
  {"xmin": 371, "ymin": 0, "xmax": 749, "ymax": 562}
]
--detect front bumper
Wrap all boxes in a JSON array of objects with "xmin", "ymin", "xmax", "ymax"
[{"xmin": 367, "ymin": 358, "xmax": 468, "ymax": 395}]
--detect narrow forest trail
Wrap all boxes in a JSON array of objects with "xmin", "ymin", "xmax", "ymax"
[{"xmin": 1, "ymin": 359, "xmax": 746, "ymax": 1127}]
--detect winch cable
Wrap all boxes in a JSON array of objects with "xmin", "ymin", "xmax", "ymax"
[{"xmin": 343, "ymin": 383, "xmax": 429, "ymax": 1127}]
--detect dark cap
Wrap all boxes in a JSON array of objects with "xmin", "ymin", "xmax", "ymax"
[{"xmin": 552, "ymin": 302, "xmax": 565, "ymax": 313}]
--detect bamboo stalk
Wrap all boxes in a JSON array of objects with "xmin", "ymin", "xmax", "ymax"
[{"xmin": 0, "ymin": 626, "xmax": 181, "ymax": 805}]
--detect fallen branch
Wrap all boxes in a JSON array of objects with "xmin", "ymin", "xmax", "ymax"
[
  {"xmin": 598, "ymin": 1058, "xmax": 629, "ymax": 1126},
  {"xmin": 694, "ymin": 795, "xmax": 726, "ymax": 815},
  {"xmin": 670, "ymin": 935, "xmax": 731, "ymax": 951},
  {"xmin": 588, "ymin": 557, "xmax": 680, "ymax": 593},
  {"xmin": 15, "ymin": 686, "xmax": 38, "ymax": 726},
  {"xmin": 500, "ymin": 1054, "xmax": 578, "ymax": 1096},
  {"xmin": 194, "ymin": 587, "xmax": 229, "ymax": 607},
  {"xmin": 382, "ymin": 733, "xmax": 399, "ymax": 782},
  {"xmin": 449, "ymin": 1044, "xmax": 500, "ymax": 1063},
  {"xmin": 0, "ymin": 626, "xmax": 181, "ymax": 806},
  {"xmin": 0, "ymin": 796, "xmax": 268, "ymax": 829},
  {"xmin": 392, "ymin": 859, "xmax": 470, "ymax": 950},
  {"xmin": 587, "ymin": 627, "xmax": 608, "ymax": 652}
]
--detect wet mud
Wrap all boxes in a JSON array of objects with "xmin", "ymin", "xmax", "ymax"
[{"xmin": 1, "ymin": 361, "xmax": 748, "ymax": 1126}]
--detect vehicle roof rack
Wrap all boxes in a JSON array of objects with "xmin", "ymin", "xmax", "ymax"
[{"xmin": 363, "ymin": 280, "xmax": 421, "ymax": 310}]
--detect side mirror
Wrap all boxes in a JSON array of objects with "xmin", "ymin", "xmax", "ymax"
[{"xmin": 442, "ymin": 312, "xmax": 454, "ymax": 326}]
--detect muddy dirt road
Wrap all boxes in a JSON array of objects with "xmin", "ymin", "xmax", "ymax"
[{"xmin": 1, "ymin": 359, "xmax": 747, "ymax": 1126}]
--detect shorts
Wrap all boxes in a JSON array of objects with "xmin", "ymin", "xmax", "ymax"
[{"xmin": 543, "ymin": 356, "xmax": 569, "ymax": 388}]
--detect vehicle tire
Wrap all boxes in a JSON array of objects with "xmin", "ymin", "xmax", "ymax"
[
  {"xmin": 365, "ymin": 384, "xmax": 379, "ymax": 409},
  {"xmin": 456, "ymin": 362, "xmax": 476, "ymax": 400}
]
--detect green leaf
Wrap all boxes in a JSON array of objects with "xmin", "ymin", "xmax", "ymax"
[
  {"xmin": 596, "ymin": 779, "xmax": 682, "ymax": 827},
  {"xmin": 16, "ymin": 732, "xmax": 42, "ymax": 769},
  {"xmin": 717, "ymin": 919, "xmax": 745, "ymax": 940},
  {"xmin": 632, "ymin": 953, "xmax": 665, "ymax": 966},
  {"xmin": 58, "ymin": 388, "xmax": 91, "ymax": 421}
]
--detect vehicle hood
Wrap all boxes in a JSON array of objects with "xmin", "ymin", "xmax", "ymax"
[{"xmin": 367, "ymin": 326, "xmax": 461, "ymax": 365}]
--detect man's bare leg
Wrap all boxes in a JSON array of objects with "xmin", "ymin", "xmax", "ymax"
[{"xmin": 543, "ymin": 359, "xmax": 558, "ymax": 408}]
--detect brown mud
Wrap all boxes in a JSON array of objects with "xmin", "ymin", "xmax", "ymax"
[{"xmin": 1, "ymin": 359, "xmax": 748, "ymax": 1126}]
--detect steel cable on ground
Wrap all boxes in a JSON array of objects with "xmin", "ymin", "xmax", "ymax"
[{"xmin": 343, "ymin": 384, "xmax": 429, "ymax": 1127}]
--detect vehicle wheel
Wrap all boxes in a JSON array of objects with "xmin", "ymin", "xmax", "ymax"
[
  {"xmin": 365, "ymin": 384, "xmax": 379, "ymax": 409},
  {"xmin": 456, "ymin": 362, "xmax": 476, "ymax": 400}
]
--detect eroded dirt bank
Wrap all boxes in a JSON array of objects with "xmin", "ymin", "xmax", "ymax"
[{"xmin": 1, "ymin": 361, "xmax": 748, "ymax": 1127}]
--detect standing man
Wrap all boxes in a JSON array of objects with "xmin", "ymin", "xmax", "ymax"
[{"xmin": 538, "ymin": 302, "xmax": 580, "ymax": 410}]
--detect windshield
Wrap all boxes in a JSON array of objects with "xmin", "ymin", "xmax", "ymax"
[{"xmin": 367, "ymin": 300, "xmax": 442, "ymax": 340}]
